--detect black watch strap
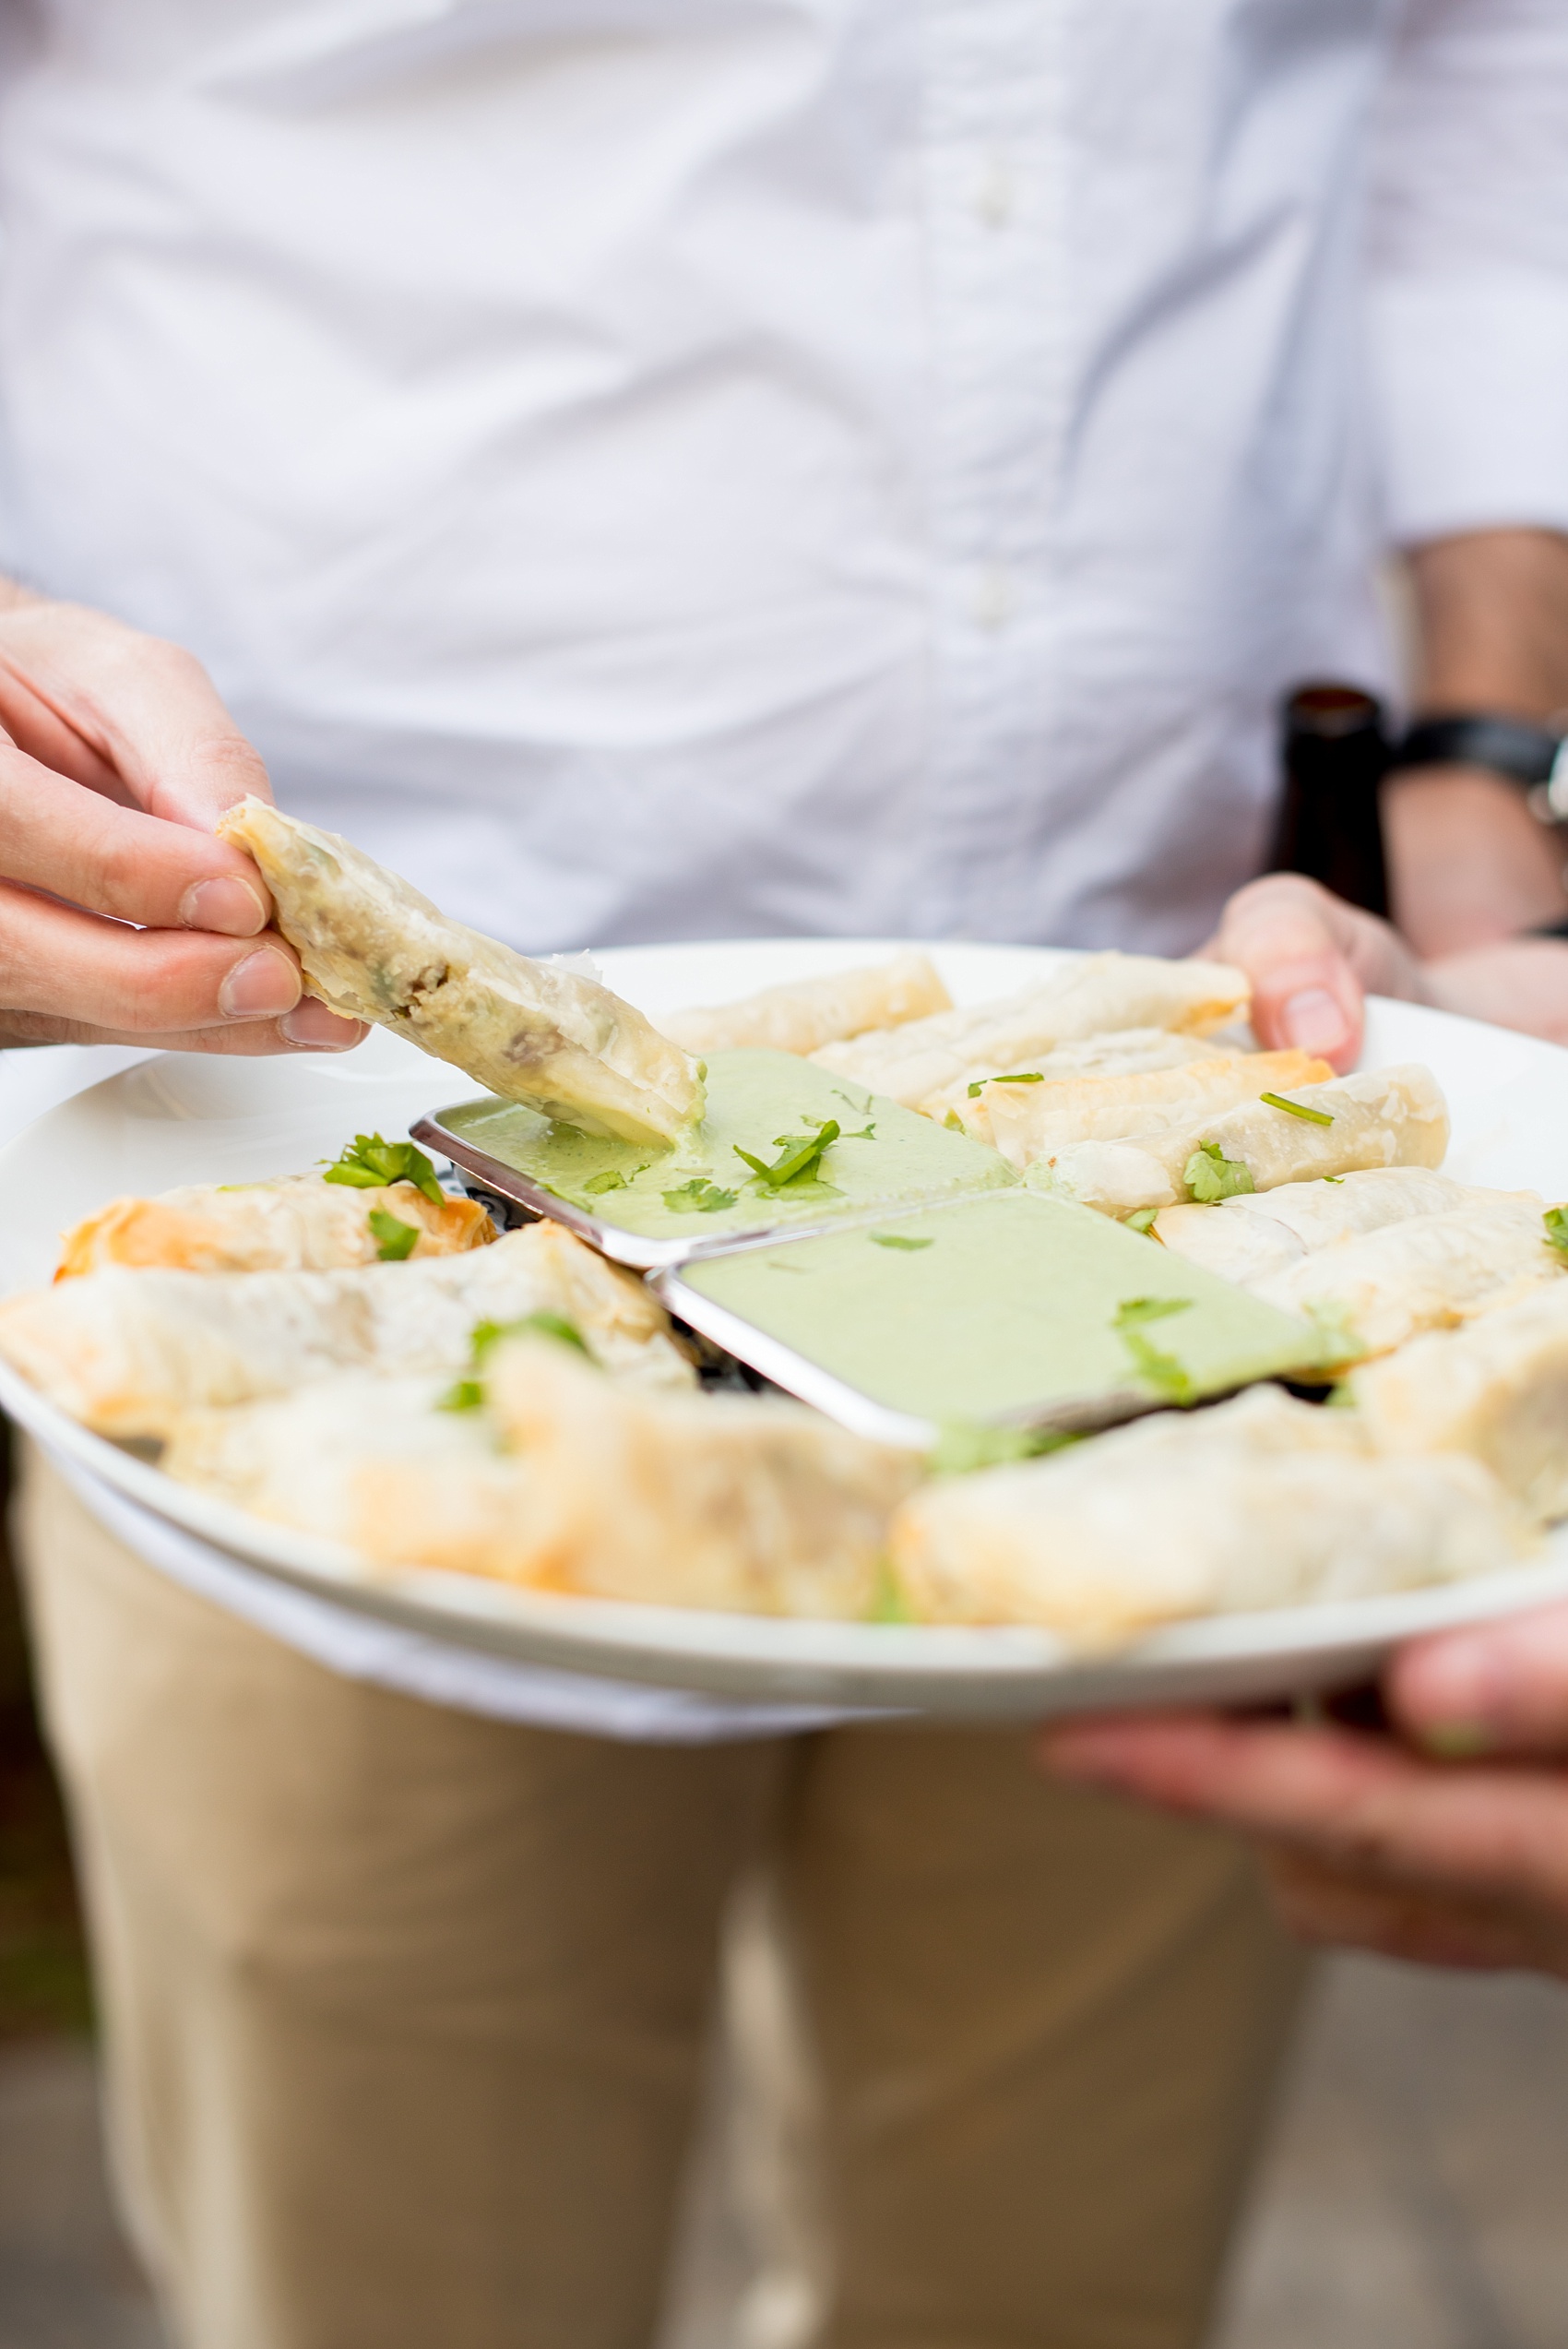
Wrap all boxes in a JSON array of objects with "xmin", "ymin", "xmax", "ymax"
[{"xmin": 1392, "ymin": 714, "xmax": 1566, "ymax": 795}]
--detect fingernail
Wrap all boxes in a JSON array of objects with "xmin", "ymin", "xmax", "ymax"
[
  {"xmin": 1408, "ymin": 1641, "xmax": 1506, "ymax": 1757},
  {"xmin": 180, "ymin": 876, "xmax": 267, "ymax": 937},
  {"xmin": 280, "ymin": 999, "xmax": 366, "ymax": 1051},
  {"xmin": 219, "ymin": 947, "xmax": 302, "ymax": 1019},
  {"xmin": 1280, "ymin": 987, "xmax": 1350, "ymax": 1056}
]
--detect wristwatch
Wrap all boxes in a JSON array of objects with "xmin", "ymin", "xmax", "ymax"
[{"xmin": 1389, "ymin": 713, "xmax": 1568, "ymax": 827}]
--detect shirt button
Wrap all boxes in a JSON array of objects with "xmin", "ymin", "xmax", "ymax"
[
  {"xmin": 971, "ymin": 566, "xmax": 1015, "ymax": 631},
  {"xmin": 975, "ymin": 152, "xmax": 1015, "ymax": 228}
]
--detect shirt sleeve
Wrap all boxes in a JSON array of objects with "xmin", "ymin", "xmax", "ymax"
[{"xmin": 1369, "ymin": 0, "xmax": 1568, "ymax": 544}]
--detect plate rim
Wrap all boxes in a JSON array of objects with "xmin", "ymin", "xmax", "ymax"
[{"xmin": 6, "ymin": 940, "xmax": 1568, "ymax": 1716}]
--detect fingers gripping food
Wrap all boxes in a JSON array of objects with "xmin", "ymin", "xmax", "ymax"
[
  {"xmin": 662, "ymin": 954, "xmax": 951, "ymax": 1055},
  {"xmin": 56, "ymin": 1174, "xmax": 493, "ymax": 1279},
  {"xmin": 809, "ymin": 953, "xmax": 1250, "ymax": 1108},
  {"xmin": 887, "ymin": 1386, "xmax": 1532, "ymax": 1644},
  {"xmin": 0, "ymin": 1224, "xmax": 693, "ymax": 1437},
  {"xmin": 217, "ymin": 799, "xmax": 703, "ymax": 1145}
]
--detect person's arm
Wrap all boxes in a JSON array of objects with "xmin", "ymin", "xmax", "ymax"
[
  {"xmin": 1383, "ymin": 527, "xmax": 1568, "ymax": 954},
  {"xmin": 0, "ymin": 583, "xmax": 361, "ymax": 1053}
]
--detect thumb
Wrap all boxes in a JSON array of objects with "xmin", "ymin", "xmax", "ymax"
[
  {"xmin": 1388, "ymin": 1602, "xmax": 1568, "ymax": 1760},
  {"xmin": 1207, "ymin": 875, "xmax": 1369, "ymax": 1070}
]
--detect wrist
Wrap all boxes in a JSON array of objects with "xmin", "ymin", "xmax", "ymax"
[{"xmin": 1384, "ymin": 764, "xmax": 1568, "ymax": 956}]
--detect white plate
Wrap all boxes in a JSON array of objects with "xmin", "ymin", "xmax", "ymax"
[{"xmin": 3, "ymin": 938, "xmax": 1568, "ymax": 1721}]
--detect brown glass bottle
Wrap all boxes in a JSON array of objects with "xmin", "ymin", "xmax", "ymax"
[{"xmin": 1269, "ymin": 683, "xmax": 1390, "ymax": 916}]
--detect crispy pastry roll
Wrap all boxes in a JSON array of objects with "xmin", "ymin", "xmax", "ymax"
[
  {"xmin": 0, "ymin": 1223, "xmax": 691, "ymax": 1438},
  {"xmin": 218, "ymin": 798, "xmax": 703, "ymax": 1144},
  {"xmin": 1034, "ymin": 1064, "xmax": 1450, "ymax": 1217},
  {"xmin": 168, "ymin": 1341, "xmax": 921, "ymax": 1618},
  {"xmin": 888, "ymin": 1386, "xmax": 1530, "ymax": 1645},
  {"xmin": 1348, "ymin": 1280, "xmax": 1568, "ymax": 1521},
  {"xmin": 977, "ymin": 1048, "xmax": 1330, "ymax": 1172},
  {"xmin": 808, "ymin": 952, "xmax": 1250, "ymax": 1108},
  {"xmin": 162, "ymin": 1372, "xmax": 513, "ymax": 1548},
  {"xmin": 928, "ymin": 1028, "xmax": 1234, "ymax": 1139},
  {"xmin": 1152, "ymin": 1167, "xmax": 1475, "ymax": 1286},
  {"xmin": 1251, "ymin": 1196, "xmax": 1560, "ymax": 1365},
  {"xmin": 55, "ymin": 1174, "xmax": 493, "ymax": 1279},
  {"xmin": 661, "ymin": 953, "xmax": 951, "ymax": 1055}
]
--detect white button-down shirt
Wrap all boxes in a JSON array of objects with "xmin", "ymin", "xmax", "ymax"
[
  {"xmin": 3, "ymin": 1, "xmax": 1567, "ymax": 1735},
  {"xmin": 1, "ymin": 0, "xmax": 1565, "ymax": 961}
]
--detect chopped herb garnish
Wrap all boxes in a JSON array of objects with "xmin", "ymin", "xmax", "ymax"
[
  {"xmin": 968, "ymin": 1071, "xmax": 1045, "ymax": 1097},
  {"xmin": 1184, "ymin": 1140, "xmax": 1255, "ymax": 1202},
  {"xmin": 437, "ymin": 1377, "xmax": 487, "ymax": 1413},
  {"xmin": 868, "ymin": 1559, "xmax": 915, "ymax": 1624},
  {"xmin": 944, "ymin": 1110, "xmax": 964, "ymax": 1131},
  {"xmin": 1125, "ymin": 1207, "xmax": 1159, "ymax": 1235},
  {"xmin": 471, "ymin": 1311, "xmax": 589, "ymax": 1365},
  {"xmin": 1323, "ymin": 1174, "xmax": 1344, "ymax": 1185},
  {"xmin": 839, "ymin": 1124, "xmax": 876, "ymax": 1141},
  {"xmin": 662, "ymin": 1178, "xmax": 739, "ymax": 1213},
  {"xmin": 1546, "ymin": 1207, "xmax": 1568, "ymax": 1257},
  {"xmin": 734, "ymin": 1119, "xmax": 840, "ymax": 1189},
  {"xmin": 1119, "ymin": 1330, "xmax": 1194, "ymax": 1405},
  {"xmin": 323, "ymin": 1132, "xmax": 445, "ymax": 1207},
  {"xmin": 1113, "ymin": 1295, "xmax": 1193, "ymax": 1329},
  {"xmin": 583, "ymin": 1169, "xmax": 630, "ymax": 1195},
  {"xmin": 367, "ymin": 1208, "xmax": 420, "ymax": 1262},
  {"xmin": 870, "ymin": 1232, "xmax": 934, "ymax": 1251},
  {"xmin": 1260, "ymin": 1091, "xmax": 1334, "ymax": 1127},
  {"xmin": 929, "ymin": 1421, "xmax": 1075, "ymax": 1475}
]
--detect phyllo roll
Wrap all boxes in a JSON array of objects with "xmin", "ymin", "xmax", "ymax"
[
  {"xmin": 217, "ymin": 798, "xmax": 703, "ymax": 1145},
  {"xmin": 661, "ymin": 953, "xmax": 951, "ymax": 1055},
  {"xmin": 1251, "ymin": 1196, "xmax": 1561, "ymax": 1365},
  {"xmin": 808, "ymin": 952, "xmax": 1250, "ymax": 1108},
  {"xmin": 886, "ymin": 1386, "xmax": 1530, "ymax": 1644},
  {"xmin": 1152, "ymin": 1167, "xmax": 1474, "ymax": 1286},
  {"xmin": 0, "ymin": 1223, "xmax": 691, "ymax": 1437},
  {"xmin": 167, "ymin": 1338, "xmax": 921, "ymax": 1619},
  {"xmin": 1348, "ymin": 1279, "xmax": 1568, "ymax": 1521},
  {"xmin": 930, "ymin": 1029, "xmax": 1235, "ymax": 1139},
  {"xmin": 1034, "ymin": 1064, "xmax": 1450, "ymax": 1218},
  {"xmin": 977, "ymin": 1048, "xmax": 1331, "ymax": 1171},
  {"xmin": 56, "ymin": 1173, "xmax": 493, "ymax": 1279}
]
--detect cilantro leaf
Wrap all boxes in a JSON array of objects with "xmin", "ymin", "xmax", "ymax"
[
  {"xmin": 870, "ymin": 1232, "xmax": 935, "ymax": 1251},
  {"xmin": 734, "ymin": 1119, "xmax": 840, "ymax": 1189},
  {"xmin": 1546, "ymin": 1207, "xmax": 1568, "ymax": 1258},
  {"xmin": 1184, "ymin": 1140, "xmax": 1255, "ymax": 1202},
  {"xmin": 323, "ymin": 1132, "xmax": 445, "ymax": 1207},
  {"xmin": 1119, "ymin": 1329, "xmax": 1194, "ymax": 1404},
  {"xmin": 367, "ymin": 1208, "xmax": 420, "ymax": 1262},
  {"xmin": 662, "ymin": 1178, "xmax": 738, "ymax": 1214},
  {"xmin": 1113, "ymin": 1295, "xmax": 1193, "ymax": 1329},
  {"xmin": 1125, "ymin": 1207, "xmax": 1159, "ymax": 1235},
  {"xmin": 583, "ymin": 1169, "xmax": 631, "ymax": 1195},
  {"xmin": 928, "ymin": 1421, "xmax": 1075, "ymax": 1474},
  {"xmin": 436, "ymin": 1378, "xmax": 487, "ymax": 1413},
  {"xmin": 1259, "ymin": 1090, "xmax": 1334, "ymax": 1127},
  {"xmin": 470, "ymin": 1311, "xmax": 590, "ymax": 1365}
]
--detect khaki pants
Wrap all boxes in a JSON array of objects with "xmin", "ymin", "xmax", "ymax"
[{"xmin": 17, "ymin": 1446, "xmax": 1304, "ymax": 2349}]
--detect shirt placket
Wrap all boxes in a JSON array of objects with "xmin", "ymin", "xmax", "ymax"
[{"xmin": 915, "ymin": 0, "xmax": 1070, "ymax": 941}]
